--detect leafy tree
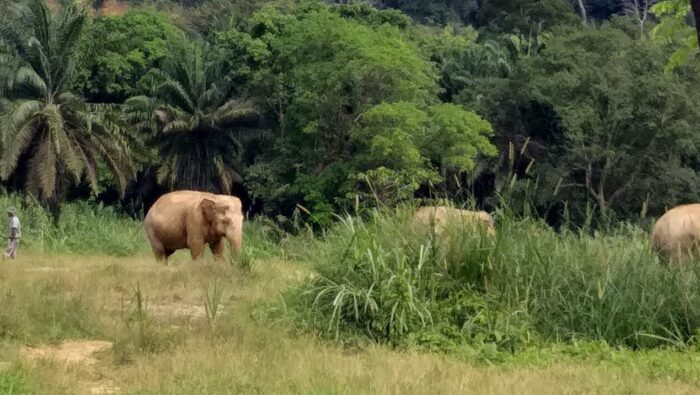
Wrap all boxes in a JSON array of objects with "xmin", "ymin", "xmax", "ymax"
[
  {"xmin": 75, "ymin": 9, "xmax": 185, "ymax": 102},
  {"xmin": 351, "ymin": 101, "xmax": 496, "ymax": 184},
  {"xmin": 126, "ymin": 41, "xmax": 257, "ymax": 195},
  {"xmin": 521, "ymin": 26, "xmax": 700, "ymax": 217},
  {"xmin": 333, "ymin": 1, "xmax": 413, "ymax": 28},
  {"xmin": 411, "ymin": 25, "xmax": 516, "ymax": 102},
  {"xmin": 0, "ymin": 0, "xmax": 134, "ymax": 219},
  {"xmin": 184, "ymin": 0, "xmax": 268, "ymax": 36},
  {"xmin": 651, "ymin": 0, "xmax": 700, "ymax": 70},
  {"xmin": 216, "ymin": 3, "xmax": 498, "ymax": 221},
  {"xmin": 222, "ymin": 4, "xmax": 438, "ymax": 218},
  {"xmin": 475, "ymin": 0, "xmax": 578, "ymax": 33}
]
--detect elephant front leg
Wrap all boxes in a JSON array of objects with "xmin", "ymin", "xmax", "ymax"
[
  {"xmin": 188, "ymin": 237, "xmax": 206, "ymax": 261},
  {"xmin": 210, "ymin": 239, "xmax": 226, "ymax": 259},
  {"xmin": 190, "ymin": 245, "xmax": 205, "ymax": 260}
]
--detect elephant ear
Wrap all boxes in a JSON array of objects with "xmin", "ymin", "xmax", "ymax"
[{"xmin": 201, "ymin": 198, "xmax": 217, "ymax": 222}]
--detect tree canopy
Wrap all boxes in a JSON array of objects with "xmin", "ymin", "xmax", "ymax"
[{"xmin": 0, "ymin": 0, "xmax": 698, "ymax": 228}]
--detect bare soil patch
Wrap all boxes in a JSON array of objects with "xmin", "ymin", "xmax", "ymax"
[
  {"xmin": 20, "ymin": 340, "xmax": 113, "ymax": 366},
  {"xmin": 107, "ymin": 301, "xmax": 225, "ymax": 321},
  {"xmin": 147, "ymin": 302, "xmax": 215, "ymax": 320}
]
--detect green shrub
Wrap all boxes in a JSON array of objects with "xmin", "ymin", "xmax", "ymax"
[{"xmin": 0, "ymin": 369, "xmax": 35, "ymax": 394}]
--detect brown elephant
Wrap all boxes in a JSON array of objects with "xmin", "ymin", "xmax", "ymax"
[
  {"xmin": 411, "ymin": 206, "xmax": 496, "ymax": 237},
  {"xmin": 651, "ymin": 204, "xmax": 700, "ymax": 261},
  {"xmin": 144, "ymin": 190, "xmax": 244, "ymax": 262}
]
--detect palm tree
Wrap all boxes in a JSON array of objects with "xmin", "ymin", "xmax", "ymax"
[
  {"xmin": 0, "ymin": 0, "xmax": 134, "ymax": 219},
  {"xmin": 126, "ymin": 41, "xmax": 256, "ymax": 194}
]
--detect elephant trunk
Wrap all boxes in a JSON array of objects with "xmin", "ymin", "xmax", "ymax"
[{"xmin": 227, "ymin": 232, "xmax": 242, "ymax": 257}]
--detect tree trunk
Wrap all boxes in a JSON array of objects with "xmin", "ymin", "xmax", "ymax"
[
  {"xmin": 577, "ymin": 0, "xmax": 588, "ymax": 26},
  {"xmin": 692, "ymin": 0, "xmax": 700, "ymax": 50}
]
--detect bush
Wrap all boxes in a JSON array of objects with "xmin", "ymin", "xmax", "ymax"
[{"xmin": 285, "ymin": 204, "xmax": 700, "ymax": 351}]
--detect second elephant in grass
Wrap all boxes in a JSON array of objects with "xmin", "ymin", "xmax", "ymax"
[
  {"xmin": 651, "ymin": 204, "xmax": 700, "ymax": 262},
  {"xmin": 144, "ymin": 190, "xmax": 244, "ymax": 262},
  {"xmin": 411, "ymin": 206, "xmax": 496, "ymax": 238}
]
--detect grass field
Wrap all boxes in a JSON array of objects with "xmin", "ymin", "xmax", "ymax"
[
  {"xmin": 1, "ymin": 197, "xmax": 700, "ymax": 393},
  {"xmin": 1, "ymin": 251, "xmax": 700, "ymax": 395}
]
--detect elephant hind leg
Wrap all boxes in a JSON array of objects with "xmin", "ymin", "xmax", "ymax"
[
  {"xmin": 153, "ymin": 248, "xmax": 167, "ymax": 262},
  {"xmin": 150, "ymin": 239, "xmax": 167, "ymax": 262}
]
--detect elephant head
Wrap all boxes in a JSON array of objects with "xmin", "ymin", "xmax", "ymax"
[{"xmin": 201, "ymin": 196, "xmax": 243, "ymax": 254}]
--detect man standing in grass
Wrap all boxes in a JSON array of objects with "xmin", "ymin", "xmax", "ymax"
[{"xmin": 4, "ymin": 207, "xmax": 20, "ymax": 259}]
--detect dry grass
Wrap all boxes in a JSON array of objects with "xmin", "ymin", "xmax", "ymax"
[{"xmin": 0, "ymin": 251, "xmax": 698, "ymax": 394}]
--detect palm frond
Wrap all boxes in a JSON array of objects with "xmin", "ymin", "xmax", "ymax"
[
  {"xmin": 11, "ymin": 66, "xmax": 47, "ymax": 97},
  {"xmin": 57, "ymin": 92, "xmax": 84, "ymax": 107},
  {"xmin": 213, "ymin": 99, "xmax": 258, "ymax": 125},
  {"xmin": 156, "ymin": 80, "xmax": 194, "ymax": 114},
  {"xmin": 24, "ymin": 36, "xmax": 51, "ymax": 87},
  {"xmin": 199, "ymin": 85, "xmax": 226, "ymax": 110},
  {"xmin": 56, "ymin": 125, "xmax": 84, "ymax": 181},
  {"xmin": 5, "ymin": 99, "xmax": 42, "ymax": 132},
  {"xmin": 42, "ymin": 103, "xmax": 66, "ymax": 155},
  {"xmin": 1, "ymin": 112, "xmax": 40, "ymax": 178},
  {"xmin": 29, "ymin": 131, "xmax": 57, "ymax": 198}
]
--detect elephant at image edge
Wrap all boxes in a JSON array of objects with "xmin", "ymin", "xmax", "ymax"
[
  {"xmin": 651, "ymin": 204, "xmax": 700, "ymax": 258},
  {"xmin": 144, "ymin": 190, "xmax": 244, "ymax": 261},
  {"xmin": 651, "ymin": 204, "xmax": 700, "ymax": 261}
]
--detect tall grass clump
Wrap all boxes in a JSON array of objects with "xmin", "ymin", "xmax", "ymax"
[
  {"xmin": 286, "ymin": 204, "xmax": 530, "ymax": 351},
  {"xmin": 286, "ymin": 203, "xmax": 700, "ymax": 351}
]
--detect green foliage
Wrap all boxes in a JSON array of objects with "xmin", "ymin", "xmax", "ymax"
[
  {"xmin": 0, "ymin": 192, "xmax": 147, "ymax": 255},
  {"xmin": 356, "ymin": 0, "xmax": 478, "ymax": 25},
  {"xmin": 0, "ymin": 0, "xmax": 134, "ymax": 210},
  {"xmin": 411, "ymin": 25, "xmax": 514, "ymax": 101},
  {"xmin": 0, "ymin": 369, "xmax": 35, "ymax": 394},
  {"xmin": 75, "ymin": 9, "xmax": 185, "ymax": 102},
  {"xmin": 523, "ymin": 25, "xmax": 700, "ymax": 216},
  {"xmin": 651, "ymin": 0, "xmax": 699, "ymax": 71},
  {"xmin": 220, "ymin": 3, "xmax": 497, "ymax": 219},
  {"xmin": 474, "ymin": 0, "xmax": 578, "ymax": 33},
  {"xmin": 333, "ymin": 1, "xmax": 413, "ymax": 28},
  {"xmin": 269, "ymin": 6, "xmax": 437, "ymax": 140},
  {"xmin": 352, "ymin": 102, "xmax": 496, "ymax": 185},
  {"xmin": 126, "ymin": 40, "xmax": 257, "ymax": 194},
  {"xmin": 466, "ymin": 24, "xmax": 700, "ymax": 223},
  {"xmin": 2, "ymin": 0, "xmax": 699, "ymax": 237},
  {"xmin": 285, "ymin": 205, "xmax": 700, "ymax": 351}
]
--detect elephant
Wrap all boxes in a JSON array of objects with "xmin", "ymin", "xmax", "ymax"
[
  {"xmin": 411, "ymin": 206, "xmax": 496, "ymax": 237},
  {"xmin": 144, "ymin": 190, "xmax": 244, "ymax": 262},
  {"xmin": 651, "ymin": 204, "xmax": 700, "ymax": 261}
]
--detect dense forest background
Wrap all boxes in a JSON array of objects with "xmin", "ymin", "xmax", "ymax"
[{"xmin": 0, "ymin": 0, "xmax": 699, "ymax": 228}]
